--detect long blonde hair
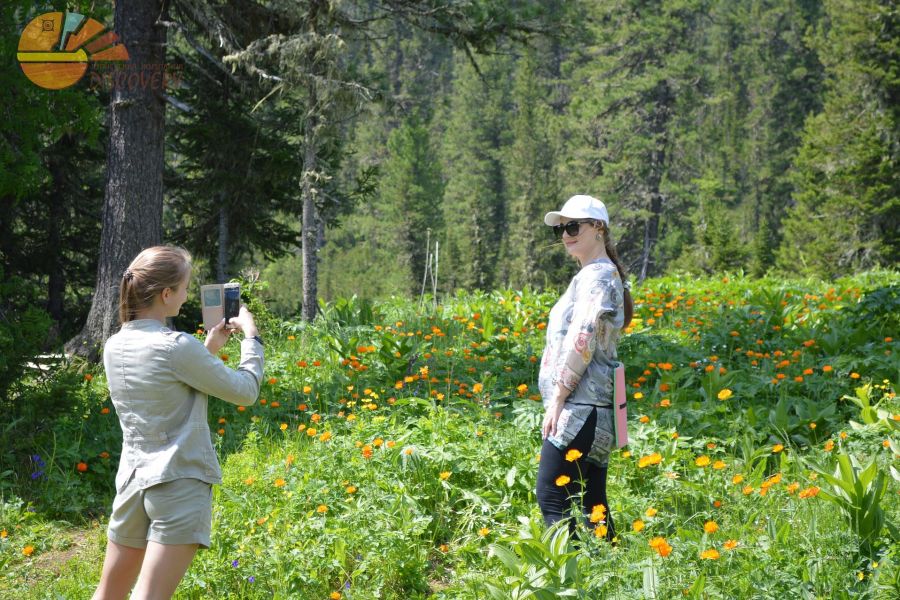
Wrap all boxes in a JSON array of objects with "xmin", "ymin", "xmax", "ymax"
[{"xmin": 119, "ymin": 246, "xmax": 192, "ymax": 324}]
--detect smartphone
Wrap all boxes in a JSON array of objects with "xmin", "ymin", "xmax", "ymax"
[
  {"xmin": 223, "ymin": 283, "xmax": 241, "ymax": 324},
  {"xmin": 200, "ymin": 283, "xmax": 241, "ymax": 331}
]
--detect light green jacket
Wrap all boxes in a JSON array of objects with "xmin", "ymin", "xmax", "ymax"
[{"xmin": 103, "ymin": 319, "xmax": 264, "ymax": 492}]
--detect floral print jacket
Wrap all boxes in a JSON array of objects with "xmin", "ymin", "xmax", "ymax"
[{"xmin": 538, "ymin": 258, "xmax": 625, "ymax": 464}]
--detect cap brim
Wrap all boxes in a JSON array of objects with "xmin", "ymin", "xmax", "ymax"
[{"xmin": 544, "ymin": 211, "xmax": 565, "ymax": 226}]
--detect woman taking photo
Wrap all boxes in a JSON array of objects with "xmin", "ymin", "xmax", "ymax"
[
  {"xmin": 92, "ymin": 246, "xmax": 264, "ymax": 600},
  {"xmin": 536, "ymin": 195, "xmax": 633, "ymax": 541}
]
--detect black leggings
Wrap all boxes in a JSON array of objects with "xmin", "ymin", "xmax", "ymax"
[{"xmin": 535, "ymin": 407, "xmax": 615, "ymax": 540}]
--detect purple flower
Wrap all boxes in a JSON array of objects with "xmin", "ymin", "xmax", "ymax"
[
  {"xmin": 31, "ymin": 470, "xmax": 44, "ymax": 480},
  {"xmin": 247, "ymin": 576, "xmax": 255, "ymax": 583},
  {"xmin": 231, "ymin": 559, "xmax": 239, "ymax": 568}
]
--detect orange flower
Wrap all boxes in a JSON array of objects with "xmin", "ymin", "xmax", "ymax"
[
  {"xmin": 703, "ymin": 520, "xmax": 718, "ymax": 534},
  {"xmin": 695, "ymin": 455, "xmax": 711, "ymax": 467},
  {"xmin": 723, "ymin": 539, "xmax": 739, "ymax": 551},
  {"xmin": 648, "ymin": 537, "xmax": 672, "ymax": 557},
  {"xmin": 798, "ymin": 486, "xmax": 820, "ymax": 499},
  {"xmin": 76, "ymin": 461, "xmax": 88, "ymax": 472},
  {"xmin": 555, "ymin": 475, "xmax": 571, "ymax": 486},
  {"xmin": 713, "ymin": 460, "xmax": 726, "ymax": 470},
  {"xmin": 639, "ymin": 415, "xmax": 650, "ymax": 424},
  {"xmin": 472, "ymin": 383, "xmax": 484, "ymax": 393},
  {"xmin": 268, "ymin": 377, "xmax": 277, "ymax": 385},
  {"xmin": 330, "ymin": 592, "xmax": 341, "ymax": 600},
  {"xmin": 822, "ymin": 365, "xmax": 833, "ymax": 372},
  {"xmin": 83, "ymin": 374, "xmax": 93, "ymax": 382},
  {"xmin": 700, "ymin": 548, "xmax": 720, "ymax": 560},
  {"xmin": 632, "ymin": 520, "xmax": 645, "ymax": 532},
  {"xmin": 346, "ymin": 485, "xmax": 357, "ymax": 494},
  {"xmin": 850, "ymin": 372, "xmax": 860, "ymax": 379},
  {"xmin": 638, "ymin": 453, "xmax": 662, "ymax": 468},
  {"xmin": 361, "ymin": 445, "xmax": 373, "ymax": 459},
  {"xmin": 22, "ymin": 545, "xmax": 34, "ymax": 557},
  {"xmin": 100, "ymin": 407, "xmax": 110, "ymax": 415},
  {"xmin": 319, "ymin": 431, "xmax": 332, "ymax": 442},
  {"xmin": 274, "ymin": 478, "xmax": 286, "ymax": 488},
  {"xmin": 317, "ymin": 504, "xmax": 327, "ymax": 513}
]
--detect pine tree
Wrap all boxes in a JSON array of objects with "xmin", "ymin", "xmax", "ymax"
[
  {"xmin": 779, "ymin": 0, "xmax": 899, "ymax": 277},
  {"xmin": 440, "ymin": 52, "xmax": 513, "ymax": 291}
]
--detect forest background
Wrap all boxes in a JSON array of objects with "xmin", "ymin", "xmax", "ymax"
[{"xmin": 1, "ymin": 0, "xmax": 898, "ymax": 354}]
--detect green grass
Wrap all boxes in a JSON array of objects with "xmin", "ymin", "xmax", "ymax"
[{"xmin": 2, "ymin": 271, "xmax": 899, "ymax": 598}]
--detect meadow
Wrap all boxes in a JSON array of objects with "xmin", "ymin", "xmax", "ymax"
[{"xmin": 1, "ymin": 271, "xmax": 898, "ymax": 599}]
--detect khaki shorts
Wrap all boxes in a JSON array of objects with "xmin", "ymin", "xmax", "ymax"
[{"xmin": 107, "ymin": 476, "xmax": 213, "ymax": 549}]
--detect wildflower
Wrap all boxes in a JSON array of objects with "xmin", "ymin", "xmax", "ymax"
[
  {"xmin": 590, "ymin": 504, "xmax": 606, "ymax": 523},
  {"xmin": 84, "ymin": 374, "xmax": 93, "ymax": 382},
  {"xmin": 717, "ymin": 389, "xmax": 733, "ymax": 401},
  {"xmin": 472, "ymin": 383, "xmax": 484, "ymax": 393},
  {"xmin": 274, "ymin": 478, "xmax": 286, "ymax": 488},
  {"xmin": 700, "ymin": 548, "xmax": 720, "ymax": 560},
  {"xmin": 565, "ymin": 449, "xmax": 583, "ymax": 462},
  {"xmin": 319, "ymin": 431, "xmax": 332, "ymax": 442},
  {"xmin": 634, "ymin": 392, "xmax": 644, "ymax": 400},
  {"xmin": 77, "ymin": 461, "xmax": 88, "ymax": 473},
  {"xmin": 317, "ymin": 504, "xmax": 327, "ymax": 513},
  {"xmin": 268, "ymin": 377, "xmax": 277, "ymax": 385},
  {"xmin": 306, "ymin": 428, "xmax": 317, "ymax": 437},
  {"xmin": 439, "ymin": 544, "xmax": 449, "ymax": 553},
  {"xmin": 279, "ymin": 423, "xmax": 288, "ymax": 431},
  {"xmin": 695, "ymin": 456, "xmax": 711, "ymax": 467},
  {"xmin": 439, "ymin": 471, "xmax": 451, "ymax": 480},
  {"xmin": 346, "ymin": 485, "xmax": 357, "ymax": 494},
  {"xmin": 23, "ymin": 545, "xmax": 34, "ymax": 557},
  {"xmin": 244, "ymin": 477, "xmax": 255, "ymax": 485},
  {"xmin": 633, "ymin": 520, "xmax": 645, "ymax": 532},
  {"xmin": 330, "ymin": 593, "xmax": 341, "ymax": 600},
  {"xmin": 703, "ymin": 521, "xmax": 718, "ymax": 534},
  {"xmin": 660, "ymin": 399, "xmax": 671, "ymax": 408},
  {"xmin": 822, "ymin": 365, "xmax": 833, "ymax": 372},
  {"xmin": 361, "ymin": 445, "xmax": 373, "ymax": 459},
  {"xmin": 405, "ymin": 447, "xmax": 414, "ymax": 455},
  {"xmin": 248, "ymin": 576, "xmax": 255, "ymax": 583},
  {"xmin": 303, "ymin": 385, "xmax": 312, "ymax": 393},
  {"xmin": 555, "ymin": 475, "xmax": 571, "ymax": 486},
  {"xmin": 101, "ymin": 407, "xmax": 110, "ymax": 415},
  {"xmin": 772, "ymin": 444, "xmax": 784, "ymax": 453},
  {"xmin": 723, "ymin": 540, "xmax": 739, "ymax": 551},
  {"xmin": 798, "ymin": 486, "xmax": 820, "ymax": 499},
  {"xmin": 638, "ymin": 453, "xmax": 662, "ymax": 468},
  {"xmin": 594, "ymin": 525, "xmax": 608, "ymax": 538},
  {"xmin": 648, "ymin": 537, "xmax": 672, "ymax": 557},
  {"xmin": 639, "ymin": 415, "xmax": 650, "ymax": 424},
  {"xmin": 742, "ymin": 485, "xmax": 754, "ymax": 495},
  {"xmin": 713, "ymin": 460, "xmax": 726, "ymax": 470},
  {"xmin": 786, "ymin": 482, "xmax": 800, "ymax": 494},
  {"xmin": 850, "ymin": 372, "xmax": 860, "ymax": 379},
  {"xmin": 478, "ymin": 527, "xmax": 490, "ymax": 537},
  {"xmin": 231, "ymin": 559, "xmax": 239, "ymax": 567},
  {"xmin": 645, "ymin": 507, "xmax": 658, "ymax": 517}
]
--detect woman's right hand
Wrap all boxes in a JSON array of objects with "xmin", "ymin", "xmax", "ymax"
[
  {"xmin": 227, "ymin": 305, "xmax": 258, "ymax": 338},
  {"xmin": 541, "ymin": 400, "xmax": 564, "ymax": 440}
]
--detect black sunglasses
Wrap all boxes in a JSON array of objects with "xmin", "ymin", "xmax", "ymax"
[{"xmin": 552, "ymin": 220, "xmax": 595, "ymax": 238}]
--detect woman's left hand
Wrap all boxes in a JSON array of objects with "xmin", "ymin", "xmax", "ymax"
[{"xmin": 204, "ymin": 318, "xmax": 233, "ymax": 355}]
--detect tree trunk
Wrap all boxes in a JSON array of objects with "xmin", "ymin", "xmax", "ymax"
[
  {"xmin": 65, "ymin": 0, "xmax": 168, "ymax": 361},
  {"xmin": 217, "ymin": 204, "xmax": 228, "ymax": 282},
  {"xmin": 639, "ymin": 81, "xmax": 672, "ymax": 282},
  {"xmin": 300, "ymin": 109, "xmax": 319, "ymax": 321}
]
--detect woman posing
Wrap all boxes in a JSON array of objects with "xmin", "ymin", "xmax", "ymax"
[{"xmin": 536, "ymin": 195, "xmax": 633, "ymax": 541}]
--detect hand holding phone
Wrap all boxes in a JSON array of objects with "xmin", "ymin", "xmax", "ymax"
[{"xmin": 201, "ymin": 282, "xmax": 241, "ymax": 332}]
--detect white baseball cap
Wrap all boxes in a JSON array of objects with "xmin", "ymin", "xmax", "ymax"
[{"xmin": 544, "ymin": 194, "xmax": 609, "ymax": 226}]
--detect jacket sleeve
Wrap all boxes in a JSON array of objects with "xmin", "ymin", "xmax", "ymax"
[
  {"xmin": 171, "ymin": 334, "xmax": 264, "ymax": 406},
  {"xmin": 554, "ymin": 271, "xmax": 620, "ymax": 391}
]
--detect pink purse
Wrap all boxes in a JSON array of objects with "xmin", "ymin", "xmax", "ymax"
[{"xmin": 613, "ymin": 363, "xmax": 628, "ymax": 448}]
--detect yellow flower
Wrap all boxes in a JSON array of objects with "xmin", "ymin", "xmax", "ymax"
[
  {"xmin": 317, "ymin": 504, "xmax": 327, "ymax": 513},
  {"xmin": 22, "ymin": 545, "xmax": 34, "ymax": 557},
  {"xmin": 439, "ymin": 471, "xmax": 451, "ymax": 480},
  {"xmin": 695, "ymin": 455, "xmax": 711, "ymax": 467},
  {"xmin": 700, "ymin": 548, "xmax": 720, "ymax": 560},
  {"xmin": 824, "ymin": 439, "xmax": 835, "ymax": 452},
  {"xmin": 472, "ymin": 383, "xmax": 484, "ymax": 393},
  {"xmin": 638, "ymin": 453, "xmax": 662, "ymax": 468},
  {"xmin": 279, "ymin": 423, "xmax": 288, "ymax": 431},
  {"xmin": 330, "ymin": 592, "xmax": 341, "ymax": 600},
  {"xmin": 703, "ymin": 520, "xmax": 718, "ymax": 534},
  {"xmin": 303, "ymin": 385, "xmax": 312, "ymax": 393},
  {"xmin": 717, "ymin": 389, "xmax": 733, "ymax": 401},
  {"xmin": 274, "ymin": 478, "xmax": 286, "ymax": 488},
  {"xmin": 589, "ymin": 504, "xmax": 607, "ymax": 523},
  {"xmin": 645, "ymin": 507, "xmax": 658, "ymax": 517},
  {"xmin": 639, "ymin": 415, "xmax": 650, "ymax": 423},
  {"xmin": 346, "ymin": 485, "xmax": 357, "ymax": 494},
  {"xmin": 798, "ymin": 486, "xmax": 820, "ymax": 499},
  {"xmin": 594, "ymin": 524, "xmax": 608, "ymax": 538},
  {"xmin": 632, "ymin": 520, "xmax": 645, "ymax": 532},
  {"xmin": 565, "ymin": 449, "xmax": 583, "ymax": 462},
  {"xmin": 634, "ymin": 392, "xmax": 644, "ymax": 399},
  {"xmin": 555, "ymin": 475, "xmax": 571, "ymax": 486},
  {"xmin": 648, "ymin": 537, "xmax": 672, "ymax": 557},
  {"xmin": 732, "ymin": 474, "xmax": 744, "ymax": 485},
  {"xmin": 713, "ymin": 460, "xmax": 726, "ymax": 470},
  {"xmin": 478, "ymin": 527, "xmax": 490, "ymax": 537},
  {"xmin": 772, "ymin": 444, "xmax": 784, "ymax": 453}
]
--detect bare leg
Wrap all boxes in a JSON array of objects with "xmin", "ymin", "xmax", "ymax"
[
  {"xmin": 130, "ymin": 541, "xmax": 198, "ymax": 600},
  {"xmin": 92, "ymin": 540, "xmax": 146, "ymax": 600}
]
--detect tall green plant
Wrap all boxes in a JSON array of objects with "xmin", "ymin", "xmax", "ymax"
[{"xmin": 807, "ymin": 452, "xmax": 899, "ymax": 559}]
